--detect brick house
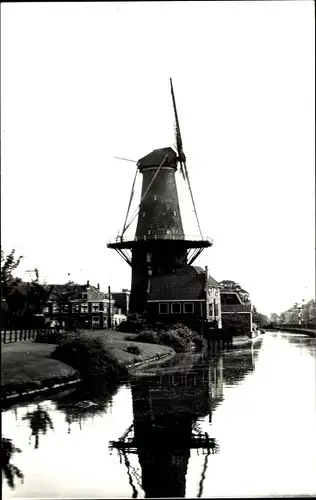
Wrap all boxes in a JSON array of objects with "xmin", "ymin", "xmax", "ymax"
[
  {"xmin": 43, "ymin": 281, "xmax": 126, "ymax": 329},
  {"xmin": 145, "ymin": 265, "xmax": 222, "ymax": 332}
]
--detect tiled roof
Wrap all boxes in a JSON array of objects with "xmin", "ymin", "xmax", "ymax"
[
  {"xmin": 192, "ymin": 266, "xmax": 220, "ymax": 288},
  {"xmin": 148, "ymin": 267, "xmax": 206, "ymax": 301}
]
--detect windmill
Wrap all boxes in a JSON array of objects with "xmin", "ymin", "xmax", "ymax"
[
  {"xmin": 114, "ymin": 78, "xmax": 203, "ymax": 242},
  {"xmin": 108, "ymin": 78, "xmax": 213, "ymax": 315}
]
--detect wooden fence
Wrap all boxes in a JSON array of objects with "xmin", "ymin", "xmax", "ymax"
[{"xmin": 1, "ymin": 328, "xmax": 59, "ymax": 344}]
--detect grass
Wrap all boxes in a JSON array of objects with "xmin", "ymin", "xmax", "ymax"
[
  {"xmin": 1, "ymin": 342, "xmax": 78, "ymax": 399},
  {"xmin": 1, "ymin": 330, "xmax": 175, "ymax": 399}
]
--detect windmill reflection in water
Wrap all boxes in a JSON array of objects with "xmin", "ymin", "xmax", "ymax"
[{"xmin": 109, "ymin": 353, "xmax": 225, "ymax": 498}]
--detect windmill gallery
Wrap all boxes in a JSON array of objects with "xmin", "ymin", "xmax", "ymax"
[{"xmin": 108, "ymin": 79, "xmax": 253, "ymax": 337}]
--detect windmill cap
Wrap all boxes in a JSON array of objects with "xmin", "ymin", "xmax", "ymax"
[{"xmin": 137, "ymin": 147, "xmax": 178, "ymax": 171}]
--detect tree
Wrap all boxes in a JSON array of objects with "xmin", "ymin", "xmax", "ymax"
[
  {"xmin": 1, "ymin": 248, "xmax": 52, "ymax": 327},
  {"xmin": 1, "ymin": 248, "xmax": 23, "ymax": 297},
  {"xmin": 219, "ymin": 280, "xmax": 250, "ymax": 304},
  {"xmin": 53, "ymin": 281, "xmax": 84, "ymax": 329},
  {"xmin": 252, "ymin": 306, "xmax": 268, "ymax": 328},
  {"xmin": 25, "ymin": 269, "xmax": 53, "ymax": 316},
  {"xmin": 1, "ymin": 248, "xmax": 25, "ymax": 320}
]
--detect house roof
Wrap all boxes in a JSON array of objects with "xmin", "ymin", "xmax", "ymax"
[
  {"xmin": 48, "ymin": 283, "xmax": 108, "ymax": 301},
  {"xmin": 192, "ymin": 266, "xmax": 220, "ymax": 287},
  {"xmin": 148, "ymin": 266, "xmax": 206, "ymax": 301}
]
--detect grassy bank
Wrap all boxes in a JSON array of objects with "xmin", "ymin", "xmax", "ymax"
[
  {"xmin": 1, "ymin": 330, "xmax": 175, "ymax": 401},
  {"xmin": 1, "ymin": 342, "xmax": 79, "ymax": 399}
]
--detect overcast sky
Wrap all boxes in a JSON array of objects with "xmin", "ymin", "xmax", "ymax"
[{"xmin": 1, "ymin": 1, "xmax": 315, "ymax": 315}]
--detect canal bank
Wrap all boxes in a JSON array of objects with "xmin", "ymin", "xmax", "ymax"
[
  {"xmin": 2, "ymin": 332, "xmax": 315, "ymax": 498},
  {"xmin": 1, "ymin": 331, "xmax": 175, "ymax": 404},
  {"xmin": 1, "ymin": 330, "xmax": 263, "ymax": 405}
]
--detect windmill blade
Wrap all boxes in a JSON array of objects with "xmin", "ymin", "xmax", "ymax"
[
  {"xmin": 114, "ymin": 156, "xmax": 137, "ymax": 163},
  {"xmin": 170, "ymin": 78, "xmax": 187, "ymax": 181}
]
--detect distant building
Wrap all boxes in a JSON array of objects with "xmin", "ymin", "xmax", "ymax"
[
  {"xmin": 112, "ymin": 289, "xmax": 130, "ymax": 316},
  {"xmin": 43, "ymin": 281, "xmax": 126, "ymax": 329}
]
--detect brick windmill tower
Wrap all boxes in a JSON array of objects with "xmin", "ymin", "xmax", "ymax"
[{"xmin": 108, "ymin": 79, "xmax": 221, "ymax": 328}]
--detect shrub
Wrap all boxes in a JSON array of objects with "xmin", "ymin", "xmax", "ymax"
[
  {"xmin": 158, "ymin": 330, "xmax": 188, "ymax": 352},
  {"xmin": 124, "ymin": 335, "xmax": 136, "ymax": 341},
  {"xmin": 133, "ymin": 330, "xmax": 162, "ymax": 345},
  {"xmin": 126, "ymin": 344, "xmax": 141, "ymax": 355},
  {"xmin": 51, "ymin": 334, "xmax": 128, "ymax": 382}
]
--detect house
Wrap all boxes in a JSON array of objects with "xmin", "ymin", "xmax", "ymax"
[
  {"xmin": 145, "ymin": 265, "xmax": 222, "ymax": 332},
  {"xmin": 220, "ymin": 287, "xmax": 252, "ymax": 334},
  {"xmin": 112, "ymin": 289, "xmax": 130, "ymax": 316},
  {"xmin": 43, "ymin": 281, "xmax": 126, "ymax": 329}
]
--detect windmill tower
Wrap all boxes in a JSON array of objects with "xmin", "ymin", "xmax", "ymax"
[{"xmin": 108, "ymin": 79, "xmax": 213, "ymax": 318}]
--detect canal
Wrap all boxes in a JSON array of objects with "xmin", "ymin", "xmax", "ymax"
[{"xmin": 2, "ymin": 331, "xmax": 316, "ymax": 498}]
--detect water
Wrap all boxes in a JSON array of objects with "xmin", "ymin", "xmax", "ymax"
[{"xmin": 2, "ymin": 332, "xmax": 316, "ymax": 498}]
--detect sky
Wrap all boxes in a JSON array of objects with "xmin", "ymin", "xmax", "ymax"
[{"xmin": 1, "ymin": 1, "xmax": 315, "ymax": 316}]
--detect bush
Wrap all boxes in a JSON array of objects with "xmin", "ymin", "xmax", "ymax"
[
  {"xmin": 126, "ymin": 344, "xmax": 141, "ymax": 355},
  {"xmin": 133, "ymin": 330, "xmax": 162, "ymax": 345},
  {"xmin": 51, "ymin": 334, "xmax": 128, "ymax": 382},
  {"xmin": 158, "ymin": 330, "xmax": 188, "ymax": 352},
  {"xmin": 131, "ymin": 323, "xmax": 205, "ymax": 353}
]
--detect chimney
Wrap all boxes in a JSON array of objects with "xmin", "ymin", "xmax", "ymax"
[
  {"xmin": 87, "ymin": 280, "xmax": 90, "ymax": 287},
  {"xmin": 97, "ymin": 283, "xmax": 100, "ymax": 290},
  {"xmin": 204, "ymin": 266, "xmax": 208, "ymax": 291}
]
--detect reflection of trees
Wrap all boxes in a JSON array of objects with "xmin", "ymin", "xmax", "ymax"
[
  {"xmin": 55, "ymin": 381, "xmax": 119, "ymax": 433},
  {"xmin": 1, "ymin": 438, "xmax": 24, "ymax": 489},
  {"xmin": 22, "ymin": 405, "xmax": 54, "ymax": 449}
]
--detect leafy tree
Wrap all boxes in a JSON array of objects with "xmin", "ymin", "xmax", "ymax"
[
  {"xmin": 252, "ymin": 306, "xmax": 268, "ymax": 328},
  {"xmin": 25, "ymin": 269, "xmax": 53, "ymax": 316},
  {"xmin": 219, "ymin": 280, "xmax": 250, "ymax": 304},
  {"xmin": 1, "ymin": 248, "xmax": 52, "ymax": 326},
  {"xmin": 1, "ymin": 248, "xmax": 26, "ymax": 319},
  {"xmin": 1, "ymin": 248, "xmax": 23, "ymax": 297}
]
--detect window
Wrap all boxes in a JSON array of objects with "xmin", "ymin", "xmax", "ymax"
[
  {"xmin": 43, "ymin": 306, "xmax": 49, "ymax": 314},
  {"xmin": 174, "ymin": 210, "xmax": 177, "ymax": 216},
  {"xmin": 81, "ymin": 304, "xmax": 88, "ymax": 313},
  {"xmin": 92, "ymin": 303, "xmax": 99, "ymax": 312},
  {"xmin": 183, "ymin": 302, "xmax": 194, "ymax": 314},
  {"xmin": 171, "ymin": 303, "xmax": 181, "ymax": 314},
  {"xmin": 92, "ymin": 316, "xmax": 100, "ymax": 324},
  {"xmin": 158, "ymin": 303, "xmax": 169, "ymax": 314}
]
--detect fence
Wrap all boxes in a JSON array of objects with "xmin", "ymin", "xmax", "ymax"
[{"xmin": 1, "ymin": 328, "xmax": 59, "ymax": 344}]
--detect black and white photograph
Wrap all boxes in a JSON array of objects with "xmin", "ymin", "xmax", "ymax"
[{"xmin": 1, "ymin": 1, "xmax": 315, "ymax": 498}]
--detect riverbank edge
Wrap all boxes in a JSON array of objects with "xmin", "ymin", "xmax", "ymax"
[
  {"xmin": 0, "ymin": 347, "xmax": 176, "ymax": 406},
  {"xmin": 271, "ymin": 327, "xmax": 316, "ymax": 337}
]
